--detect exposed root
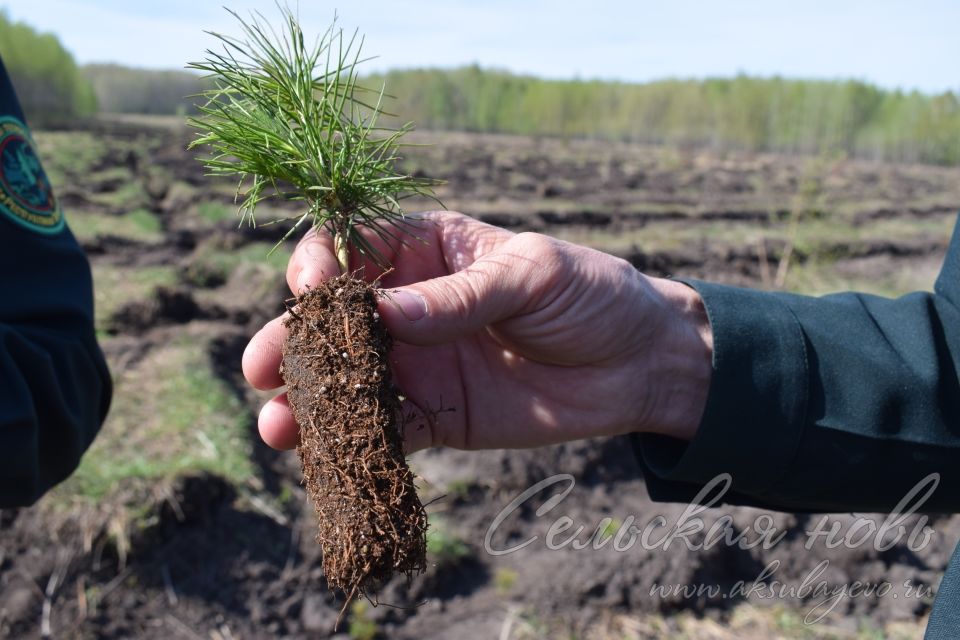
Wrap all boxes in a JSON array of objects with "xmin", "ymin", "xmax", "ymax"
[{"xmin": 281, "ymin": 275, "xmax": 427, "ymax": 605}]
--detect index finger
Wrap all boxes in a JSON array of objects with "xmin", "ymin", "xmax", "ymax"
[
  {"xmin": 285, "ymin": 211, "xmax": 516, "ymax": 293},
  {"xmin": 286, "ymin": 221, "xmax": 409, "ymax": 294},
  {"xmin": 286, "ymin": 228, "xmax": 341, "ymax": 295}
]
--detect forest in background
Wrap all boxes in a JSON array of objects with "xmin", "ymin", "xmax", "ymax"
[
  {"xmin": 370, "ymin": 67, "xmax": 960, "ymax": 165},
  {"xmin": 1, "ymin": 11, "xmax": 958, "ymax": 165},
  {"xmin": 0, "ymin": 11, "xmax": 96, "ymax": 123}
]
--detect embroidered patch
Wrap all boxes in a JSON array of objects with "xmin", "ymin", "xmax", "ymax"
[{"xmin": 0, "ymin": 116, "xmax": 62, "ymax": 234}]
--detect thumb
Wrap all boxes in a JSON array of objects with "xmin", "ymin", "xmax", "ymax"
[{"xmin": 378, "ymin": 259, "xmax": 528, "ymax": 345}]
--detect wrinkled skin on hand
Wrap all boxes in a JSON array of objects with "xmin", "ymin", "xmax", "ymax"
[{"xmin": 243, "ymin": 211, "xmax": 712, "ymax": 454}]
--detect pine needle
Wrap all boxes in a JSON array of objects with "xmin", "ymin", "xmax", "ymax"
[{"xmin": 186, "ymin": 5, "xmax": 441, "ymax": 270}]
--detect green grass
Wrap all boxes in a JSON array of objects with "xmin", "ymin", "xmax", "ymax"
[
  {"xmin": 162, "ymin": 180, "xmax": 199, "ymax": 208},
  {"xmin": 88, "ymin": 166, "xmax": 133, "ymax": 184},
  {"xmin": 127, "ymin": 208, "xmax": 163, "ymax": 234},
  {"xmin": 91, "ymin": 264, "xmax": 177, "ymax": 330},
  {"xmin": 68, "ymin": 208, "xmax": 164, "ymax": 244},
  {"xmin": 33, "ymin": 130, "xmax": 109, "ymax": 187},
  {"xmin": 54, "ymin": 339, "xmax": 254, "ymax": 503},
  {"xmin": 38, "ymin": 130, "xmax": 147, "ymax": 208},
  {"xmin": 596, "ymin": 517, "xmax": 622, "ymax": 542},
  {"xmin": 426, "ymin": 515, "xmax": 470, "ymax": 565},
  {"xmin": 87, "ymin": 180, "xmax": 147, "ymax": 209},
  {"xmin": 547, "ymin": 218, "xmax": 767, "ymax": 253},
  {"xmin": 197, "ymin": 200, "xmax": 235, "ymax": 223},
  {"xmin": 186, "ymin": 241, "xmax": 291, "ymax": 283},
  {"xmin": 348, "ymin": 600, "xmax": 378, "ymax": 640},
  {"xmin": 445, "ymin": 478, "xmax": 473, "ymax": 500},
  {"xmin": 782, "ymin": 257, "xmax": 938, "ymax": 298},
  {"xmin": 788, "ymin": 215, "xmax": 955, "ymax": 256},
  {"xmin": 494, "ymin": 567, "xmax": 518, "ymax": 595},
  {"xmin": 548, "ymin": 211, "xmax": 953, "ymax": 295}
]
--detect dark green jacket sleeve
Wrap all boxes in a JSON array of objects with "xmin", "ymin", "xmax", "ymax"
[
  {"xmin": 0, "ymin": 57, "xmax": 111, "ymax": 507},
  {"xmin": 633, "ymin": 215, "xmax": 960, "ymax": 513}
]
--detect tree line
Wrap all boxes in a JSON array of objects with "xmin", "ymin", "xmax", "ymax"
[
  {"xmin": 368, "ymin": 66, "xmax": 960, "ymax": 166},
  {"xmin": 83, "ymin": 64, "xmax": 205, "ymax": 116},
  {"xmin": 1, "ymin": 11, "xmax": 957, "ymax": 165},
  {"xmin": 0, "ymin": 12, "xmax": 205, "ymax": 123},
  {"xmin": 0, "ymin": 11, "xmax": 96, "ymax": 125}
]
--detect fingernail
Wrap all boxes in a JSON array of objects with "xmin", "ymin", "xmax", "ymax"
[
  {"xmin": 297, "ymin": 265, "xmax": 326, "ymax": 293},
  {"xmin": 392, "ymin": 290, "xmax": 426, "ymax": 321},
  {"xmin": 296, "ymin": 270, "xmax": 314, "ymax": 293}
]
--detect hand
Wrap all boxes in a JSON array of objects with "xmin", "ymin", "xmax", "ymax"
[{"xmin": 242, "ymin": 211, "xmax": 713, "ymax": 453}]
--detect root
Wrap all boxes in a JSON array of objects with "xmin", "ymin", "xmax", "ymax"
[{"xmin": 282, "ymin": 274, "xmax": 427, "ymax": 603}]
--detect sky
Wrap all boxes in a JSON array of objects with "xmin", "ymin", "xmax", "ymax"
[{"xmin": 2, "ymin": 0, "xmax": 958, "ymax": 94}]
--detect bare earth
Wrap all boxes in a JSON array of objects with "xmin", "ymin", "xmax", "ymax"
[{"xmin": 1, "ymin": 118, "xmax": 959, "ymax": 639}]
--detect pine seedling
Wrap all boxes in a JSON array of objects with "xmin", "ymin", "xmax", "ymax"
[
  {"xmin": 187, "ymin": 6, "xmax": 437, "ymax": 270},
  {"xmin": 187, "ymin": 6, "xmax": 435, "ymax": 610}
]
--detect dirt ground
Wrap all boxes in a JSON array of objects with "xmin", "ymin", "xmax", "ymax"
[{"xmin": 1, "ymin": 118, "xmax": 959, "ymax": 639}]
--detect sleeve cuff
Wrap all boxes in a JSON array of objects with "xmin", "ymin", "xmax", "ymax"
[{"xmin": 633, "ymin": 279, "xmax": 810, "ymax": 500}]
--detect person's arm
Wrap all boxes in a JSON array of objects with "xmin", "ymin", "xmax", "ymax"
[
  {"xmin": 634, "ymin": 215, "xmax": 960, "ymax": 513},
  {"xmin": 0, "ymin": 57, "xmax": 111, "ymax": 507}
]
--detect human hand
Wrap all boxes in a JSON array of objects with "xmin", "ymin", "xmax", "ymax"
[{"xmin": 243, "ymin": 211, "xmax": 712, "ymax": 453}]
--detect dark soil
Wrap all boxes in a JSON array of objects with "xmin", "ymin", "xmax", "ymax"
[
  {"xmin": 107, "ymin": 286, "xmax": 222, "ymax": 333},
  {"xmin": 282, "ymin": 276, "xmax": 427, "ymax": 601},
  {"xmin": 2, "ymin": 120, "xmax": 959, "ymax": 638}
]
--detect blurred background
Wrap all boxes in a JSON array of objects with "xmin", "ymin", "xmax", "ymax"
[{"xmin": 0, "ymin": 2, "xmax": 958, "ymax": 639}]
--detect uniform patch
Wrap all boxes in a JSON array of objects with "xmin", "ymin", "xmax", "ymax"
[{"xmin": 0, "ymin": 116, "xmax": 62, "ymax": 234}]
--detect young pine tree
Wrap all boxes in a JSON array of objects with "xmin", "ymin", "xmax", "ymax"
[{"xmin": 188, "ymin": 7, "xmax": 438, "ymax": 604}]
